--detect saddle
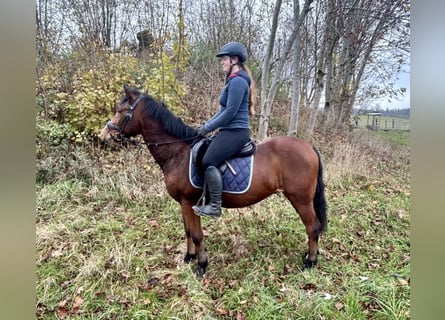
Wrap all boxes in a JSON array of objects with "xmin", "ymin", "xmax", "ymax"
[
  {"xmin": 189, "ymin": 136, "xmax": 256, "ymax": 195},
  {"xmin": 191, "ymin": 136, "xmax": 256, "ymax": 175}
]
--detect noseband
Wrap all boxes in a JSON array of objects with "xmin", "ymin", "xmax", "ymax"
[{"xmin": 106, "ymin": 95, "xmax": 144, "ymax": 142}]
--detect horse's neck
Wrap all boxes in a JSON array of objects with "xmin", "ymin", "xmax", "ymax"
[{"xmin": 141, "ymin": 130, "xmax": 189, "ymax": 171}]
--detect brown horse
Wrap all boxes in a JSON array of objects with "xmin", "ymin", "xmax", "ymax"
[{"xmin": 100, "ymin": 84, "xmax": 327, "ymax": 276}]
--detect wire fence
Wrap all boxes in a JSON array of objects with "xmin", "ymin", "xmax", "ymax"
[{"xmin": 352, "ymin": 114, "xmax": 410, "ymax": 131}]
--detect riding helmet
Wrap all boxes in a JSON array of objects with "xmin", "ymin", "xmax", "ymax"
[{"xmin": 216, "ymin": 42, "xmax": 248, "ymax": 63}]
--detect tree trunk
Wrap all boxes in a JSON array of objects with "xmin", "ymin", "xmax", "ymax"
[
  {"xmin": 308, "ymin": 0, "xmax": 338, "ymax": 134},
  {"xmin": 288, "ymin": 0, "xmax": 302, "ymax": 136},
  {"xmin": 258, "ymin": 0, "xmax": 282, "ymax": 141},
  {"xmin": 258, "ymin": 0, "xmax": 313, "ymax": 140}
]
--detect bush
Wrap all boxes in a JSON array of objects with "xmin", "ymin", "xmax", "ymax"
[
  {"xmin": 37, "ymin": 46, "xmax": 186, "ymax": 143},
  {"xmin": 36, "ymin": 118, "xmax": 72, "ymax": 157}
]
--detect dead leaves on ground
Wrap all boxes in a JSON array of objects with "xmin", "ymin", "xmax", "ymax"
[{"xmin": 56, "ymin": 295, "xmax": 84, "ymax": 318}]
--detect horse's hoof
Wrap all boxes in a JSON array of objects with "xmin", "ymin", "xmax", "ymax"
[
  {"xmin": 303, "ymin": 253, "xmax": 317, "ymax": 269},
  {"xmin": 184, "ymin": 253, "xmax": 196, "ymax": 264},
  {"xmin": 303, "ymin": 259, "xmax": 317, "ymax": 269},
  {"xmin": 195, "ymin": 260, "xmax": 208, "ymax": 277},
  {"xmin": 195, "ymin": 266, "xmax": 205, "ymax": 277}
]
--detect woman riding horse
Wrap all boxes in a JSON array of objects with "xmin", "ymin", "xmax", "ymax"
[
  {"xmin": 100, "ymin": 79, "xmax": 327, "ymax": 276},
  {"xmin": 193, "ymin": 42, "xmax": 256, "ymax": 219}
]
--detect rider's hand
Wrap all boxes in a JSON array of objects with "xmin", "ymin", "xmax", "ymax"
[{"xmin": 196, "ymin": 125, "xmax": 207, "ymax": 137}]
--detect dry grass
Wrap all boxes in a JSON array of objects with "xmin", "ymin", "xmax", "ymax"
[{"xmin": 320, "ymin": 129, "xmax": 409, "ymax": 188}]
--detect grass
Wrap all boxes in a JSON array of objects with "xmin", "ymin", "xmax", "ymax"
[{"xmin": 36, "ymin": 131, "xmax": 410, "ymax": 319}]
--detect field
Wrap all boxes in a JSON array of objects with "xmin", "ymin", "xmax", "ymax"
[
  {"xmin": 353, "ymin": 114, "xmax": 410, "ymax": 131},
  {"xmin": 36, "ymin": 130, "xmax": 410, "ymax": 319}
]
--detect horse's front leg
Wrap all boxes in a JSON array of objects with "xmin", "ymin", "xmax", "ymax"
[{"xmin": 180, "ymin": 201, "xmax": 208, "ymax": 276}]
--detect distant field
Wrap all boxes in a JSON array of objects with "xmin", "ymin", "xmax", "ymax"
[{"xmin": 353, "ymin": 114, "xmax": 410, "ymax": 131}]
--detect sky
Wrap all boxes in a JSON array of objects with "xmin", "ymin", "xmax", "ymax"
[
  {"xmin": 373, "ymin": 64, "xmax": 411, "ymax": 110},
  {"xmin": 399, "ymin": 69, "xmax": 411, "ymax": 108},
  {"xmin": 389, "ymin": 66, "xmax": 410, "ymax": 109}
]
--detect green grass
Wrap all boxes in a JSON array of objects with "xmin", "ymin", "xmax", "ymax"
[
  {"xmin": 374, "ymin": 130, "xmax": 410, "ymax": 147},
  {"xmin": 36, "ymin": 133, "xmax": 410, "ymax": 319}
]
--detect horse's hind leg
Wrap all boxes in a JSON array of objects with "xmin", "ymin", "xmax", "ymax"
[
  {"xmin": 181, "ymin": 202, "xmax": 208, "ymax": 276},
  {"xmin": 286, "ymin": 196, "xmax": 322, "ymax": 269}
]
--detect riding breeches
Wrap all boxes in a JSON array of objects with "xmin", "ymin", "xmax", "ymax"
[{"xmin": 201, "ymin": 128, "xmax": 250, "ymax": 169}]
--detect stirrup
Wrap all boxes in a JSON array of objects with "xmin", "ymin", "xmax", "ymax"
[{"xmin": 192, "ymin": 205, "xmax": 221, "ymax": 219}]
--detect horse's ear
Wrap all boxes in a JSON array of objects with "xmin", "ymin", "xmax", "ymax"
[
  {"xmin": 123, "ymin": 83, "xmax": 130, "ymax": 95},
  {"xmin": 123, "ymin": 83, "xmax": 138, "ymax": 102}
]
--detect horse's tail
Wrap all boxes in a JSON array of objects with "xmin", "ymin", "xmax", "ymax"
[{"xmin": 313, "ymin": 147, "xmax": 327, "ymax": 234}]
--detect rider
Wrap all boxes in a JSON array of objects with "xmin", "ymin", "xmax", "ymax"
[{"xmin": 193, "ymin": 41, "xmax": 256, "ymax": 218}]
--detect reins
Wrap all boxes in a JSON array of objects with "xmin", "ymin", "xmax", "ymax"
[
  {"xmin": 144, "ymin": 135, "xmax": 200, "ymax": 147},
  {"xmin": 108, "ymin": 129, "xmax": 200, "ymax": 147}
]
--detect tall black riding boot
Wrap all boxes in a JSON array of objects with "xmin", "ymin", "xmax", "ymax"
[{"xmin": 193, "ymin": 166, "xmax": 222, "ymax": 219}]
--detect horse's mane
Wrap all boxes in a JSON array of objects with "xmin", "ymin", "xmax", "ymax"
[{"xmin": 137, "ymin": 92, "xmax": 198, "ymax": 144}]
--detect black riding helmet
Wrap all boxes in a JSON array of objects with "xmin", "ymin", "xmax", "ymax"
[{"xmin": 216, "ymin": 42, "xmax": 248, "ymax": 63}]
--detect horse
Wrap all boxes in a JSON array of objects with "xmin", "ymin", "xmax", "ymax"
[{"xmin": 100, "ymin": 84, "xmax": 327, "ymax": 277}]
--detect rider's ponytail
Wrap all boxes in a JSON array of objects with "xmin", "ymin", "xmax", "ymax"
[{"xmin": 241, "ymin": 64, "xmax": 256, "ymax": 117}]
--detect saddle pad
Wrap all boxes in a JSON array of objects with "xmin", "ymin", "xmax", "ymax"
[{"xmin": 189, "ymin": 154, "xmax": 254, "ymax": 194}]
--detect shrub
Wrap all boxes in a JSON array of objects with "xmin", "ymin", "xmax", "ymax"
[{"xmin": 37, "ymin": 46, "xmax": 186, "ymax": 143}]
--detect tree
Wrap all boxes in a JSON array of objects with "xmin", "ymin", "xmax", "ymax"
[
  {"xmin": 36, "ymin": 0, "xmax": 410, "ymax": 140},
  {"xmin": 62, "ymin": 0, "xmax": 117, "ymax": 48},
  {"xmin": 307, "ymin": 0, "xmax": 340, "ymax": 134},
  {"xmin": 257, "ymin": 0, "xmax": 282, "ymax": 141},
  {"xmin": 307, "ymin": 0, "xmax": 410, "ymax": 133},
  {"xmin": 257, "ymin": 0, "xmax": 313, "ymax": 141},
  {"xmin": 288, "ymin": 0, "xmax": 303, "ymax": 136}
]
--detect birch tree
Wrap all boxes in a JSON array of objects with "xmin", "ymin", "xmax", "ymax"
[
  {"xmin": 257, "ymin": 0, "xmax": 313, "ymax": 141},
  {"xmin": 307, "ymin": 0, "xmax": 339, "ymax": 134},
  {"xmin": 257, "ymin": 0, "xmax": 282, "ymax": 141},
  {"xmin": 307, "ymin": 0, "xmax": 410, "ymax": 133},
  {"xmin": 288, "ymin": 0, "xmax": 302, "ymax": 136}
]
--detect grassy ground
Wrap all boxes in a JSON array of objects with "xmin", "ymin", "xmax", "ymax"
[{"xmin": 36, "ymin": 130, "xmax": 410, "ymax": 319}]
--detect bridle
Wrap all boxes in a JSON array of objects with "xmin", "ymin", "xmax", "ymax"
[
  {"xmin": 105, "ymin": 94, "xmax": 200, "ymax": 147},
  {"xmin": 106, "ymin": 94, "xmax": 144, "ymax": 143}
]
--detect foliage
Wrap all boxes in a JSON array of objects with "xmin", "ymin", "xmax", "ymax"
[
  {"xmin": 37, "ymin": 47, "xmax": 187, "ymax": 142},
  {"xmin": 36, "ymin": 131, "xmax": 410, "ymax": 319},
  {"xmin": 36, "ymin": 118, "xmax": 72, "ymax": 160},
  {"xmin": 146, "ymin": 51, "xmax": 187, "ymax": 113}
]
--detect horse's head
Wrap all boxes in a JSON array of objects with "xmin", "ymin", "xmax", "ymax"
[{"xmin": 100, "ymin": 84, "xmax": 144, "ymax": 146}]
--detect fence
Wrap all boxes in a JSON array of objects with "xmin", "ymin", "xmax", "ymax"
[{"xmin": 352, "ymin": 114, "xmax": 410, "ymax": 131}]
